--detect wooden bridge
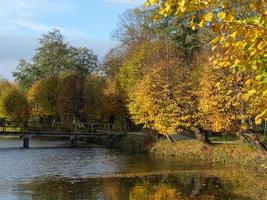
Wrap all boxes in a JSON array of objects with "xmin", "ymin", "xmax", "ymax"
[{"xmin": 0, "ymin": 121, "xmax": 128, "ymax": 148}]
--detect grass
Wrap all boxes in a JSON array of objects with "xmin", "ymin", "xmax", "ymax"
[
  {"xmin": 209, "ymin": 135, "xmax": 238, "ymax": 142},
  {"xmin": 150, "ymin": 140, "xmax": 267, "ymax": 171}
]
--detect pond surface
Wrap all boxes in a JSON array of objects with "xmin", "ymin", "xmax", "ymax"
[{"xmin": 0, "ymin": 137, "xmax": 266, "ymax": 200}]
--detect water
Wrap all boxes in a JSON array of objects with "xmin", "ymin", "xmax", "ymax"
[{"xmin": 0, "ymin": 137, "xmax": 266, "ymax": 200}]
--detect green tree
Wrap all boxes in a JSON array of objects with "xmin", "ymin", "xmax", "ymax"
[
  {"xmin": 13, "ymin": 29, "xmax": 99, "ymax": 89},
  {"xmin": 101, "ymin": 48, "xmax": 124, "ymax": 78}
]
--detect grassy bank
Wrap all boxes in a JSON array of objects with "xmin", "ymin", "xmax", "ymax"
[{"xmin": 150, "ymin": 140, "xmax": 267, "ymax": 171}]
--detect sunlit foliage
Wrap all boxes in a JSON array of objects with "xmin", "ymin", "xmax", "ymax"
[
  {"xmin": 37, "ymin": 76, "xmax": 59, "ymax": 119},
  {"xmin": 145, "ymin": 0, "xmax": 267, "ymax": 122}
]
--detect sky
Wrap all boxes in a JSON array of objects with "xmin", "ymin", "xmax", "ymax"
[{"xmin": 0, "ymin": 0, "xmax": 144, "ymax": 80}]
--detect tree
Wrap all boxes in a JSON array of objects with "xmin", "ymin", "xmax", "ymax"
[
  {"xmin": 57, "ymin": 73, "xmax": 84, "ymax": 122},
  {"xmin": 0, "ymin": 84, "xmax": 29, "ymax": 125},
  {"xmin": 12, "ymin": 59, "xmax": 41, "ymax": 90},
  {"xmin": 37, "ymin": 76, "xmax": 59, "ymax": 121},
  {"xmin": 196, "ymin": 57, "xmax": 243, "ymax": 133},
  {"xmin": 145, "ymin": 0, "xmax": 267, "ymax": 122},
  {"xmin": 128, "ymin": 59, "xmax": 197, "ymax": 141},
  {"xmin": 13, "ymin": 29, "xmax": 99, "ymax": 89},
  {"xmin": 101, "ymin": 48, "xmax": 124, "ymax": 78},
  {"xmin": 69, "ymin": 46, "xmax": 98, "ymax": 74},
  {"xmin": 27, "ymin": 80, "xmax": 45, "ymax": 120},
  {"xmin": 102, "ymin": 76, "xmax": 127, "ymax": 124},
  {"xmin": 114, "ymin": 8, "xmax": 152, "ymax": 48},
  {"xmin": 82, "ymin": 76, "xmax": 105, "ymax": 122},
  {"xmin": 120, "ymin": 38, "xmax": 202, "ymax": 141}
]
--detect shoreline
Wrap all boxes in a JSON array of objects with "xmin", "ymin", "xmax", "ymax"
[{"xmin": 149, "ymin": 139, "xmax": 267, "ymax": 172}]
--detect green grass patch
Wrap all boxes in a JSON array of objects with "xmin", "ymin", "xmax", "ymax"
[{"xmin": 209, "ymin": 135, "xmax": 238, "ymax": 142}]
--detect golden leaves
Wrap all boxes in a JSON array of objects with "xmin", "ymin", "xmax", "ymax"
[
  {"xmin": 255, "ymin": 110, "xmax": 267, "ymax": 124},
  {"xmin": 217, "ymin": 12, "xmax": 226, "ymax": 20},
  {"xmin": 203, "ymin": 12, "xmax": 213, "ymax": 22}
]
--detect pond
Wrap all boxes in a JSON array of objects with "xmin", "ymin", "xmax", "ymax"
[{"xmin": 0, "ymin": 137, "xmax": 266, "ymax": 200}]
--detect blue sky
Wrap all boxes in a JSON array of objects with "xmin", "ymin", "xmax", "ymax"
[{"xmin": 0, "ymin": 0, "xmax": 143, "ymax": 80}]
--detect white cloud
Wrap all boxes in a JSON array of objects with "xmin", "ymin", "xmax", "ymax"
[
  {"xmin": 0, "ymin": 0, "xmax": 74, "ymax": 35},
  {"xmin": 0, "ymin": 0, "xmax": 139, "ymax": 80}
]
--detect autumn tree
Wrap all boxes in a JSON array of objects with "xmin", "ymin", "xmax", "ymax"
[
  {"xmin": 145, "ymin": 0, "xmax": 267, "ymax": 122},
  {"xmin": 128, "ymin": 61, "xmax": 196, "ymax": 141},
  {"xmin": 57, "ymin": 73, "xmax": 84, "ymax": 122},
  {"xmin": 27, "ymin": 80, "xmax": 44, "ymax": 120},
  {"xmin": 196, "ymin": 56, "xmax": 243, "ymax": 133},
  {"xmin": 0, "ymin": 83, "xmax": 29, "ymax": 125},
  {"xmin": 82, "ymin": 75, "xmax": 105, "ymax": 122},
  {"xmin": 102, "ymin": 76, "xmax": 127, "ymax": 124},
  {"xmin": 37, "ymin": 76, "xmax": 59, "ymax": 122}
]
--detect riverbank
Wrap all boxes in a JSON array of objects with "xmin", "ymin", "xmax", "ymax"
[
  {"xmin": 89, "ymin": 134, "xmax": 151, "ymax": 153},
  {"xmin": 149, "ymin": 140, "xmax": 267, "ymax": 171},
  {"xmin": 85, "ymin": 132, "xmax": 267, "ymax": 171}
]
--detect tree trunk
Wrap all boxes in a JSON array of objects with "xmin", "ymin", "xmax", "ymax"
[
  {"xmin": 165, "ymin": 134, "xmax": 175, "ymax": 143},
  {"xmin": 237, "ymin": 131, "xmax": 267, "ymax": 154},
  {"xmin": 191, "ymin": 127, "xmax": 212, "ymax": 145}
]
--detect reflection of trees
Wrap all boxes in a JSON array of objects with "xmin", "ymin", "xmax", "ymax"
[
  {"xmin": 15, "ymin": 172, "xmax": 265, "ymax": 200},
  {"xmin": 189, "ymin": 176, "xmax": 231, "ymax": 199}
]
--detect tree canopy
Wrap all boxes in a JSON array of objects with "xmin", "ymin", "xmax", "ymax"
[{"xmin": 13, "ymin": 29, "xmax": 98, "ymax": 90}]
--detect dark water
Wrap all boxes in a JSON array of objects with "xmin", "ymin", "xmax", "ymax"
[{"xmin": 0, "ymin": 137, "xmax": 266, "ymax": 200}]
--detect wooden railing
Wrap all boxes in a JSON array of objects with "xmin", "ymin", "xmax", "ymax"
[{"xmin": 0, "ymin": 121, "xmax": 127, "ymax": 135}]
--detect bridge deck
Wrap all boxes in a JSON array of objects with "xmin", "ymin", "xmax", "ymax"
[
  {"xmin": 0, "ymin": 131, "xmax": 126, "ymax": 137},
  {"xmin": 0, "ymin": 121, "xmax": 128, "ymax": 137},
  {"xmin": 0, "ymin": 121, "xmax": 145, "ymax": 148}
]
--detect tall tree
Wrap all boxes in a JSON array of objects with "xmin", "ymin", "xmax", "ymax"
[{"xmin": 13, "ymin": 29, "xmax": 99, "ymax": 89}]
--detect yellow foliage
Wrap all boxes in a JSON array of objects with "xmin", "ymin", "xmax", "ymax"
[
  {"xmin": 27, "ymin": 80, "xmax": 44, "ymax": 118},
  {"xmin": 145, "ymin": 0, "xmax": 267, "ymax": 122},
  {"xmin": 128, "ymin": 59, "xmax": 196, "ymax": 135},
  {"xmin": 196, "ymin": 55, "xmax": 245, "ymax": 133}
]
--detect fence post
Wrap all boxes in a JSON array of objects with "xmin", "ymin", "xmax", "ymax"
[{"xmin": 91, "ymin": 123, "xmax": 94, "ymax": 133}]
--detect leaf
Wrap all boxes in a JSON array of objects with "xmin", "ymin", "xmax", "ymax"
[
  {"xmin": 229, "ymin": 31, "xmax": 237, "ymax": 39},
  {"xmin": 248, "ymin": 89, "xmax": 256, "ymax": 96},
  {"xmin": 256, "ymin": 74, "xmax": 263, "ymax": 81},
  {"xmin": 203, "ymin": 12, "xmax": 213, "ymax": 22},
  {"xmin": 255, "ymin": 110, "xmax": 267, "ymax": 124},
  {"xmin": 217, "ymin": 12, "xmax": 226, "ymax": 20},
  {"xmin": 210, "ymin": 36, "xmax": 220, "ymax": 44}
]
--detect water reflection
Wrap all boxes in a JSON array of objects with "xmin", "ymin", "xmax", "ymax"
[
  {"xmin": 0, "ymin": 138, "xmax": 266, "ymax": 200},
  {"xmin": 14, "ymin": 172, "xmax": 266, "ymax": 200}
]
